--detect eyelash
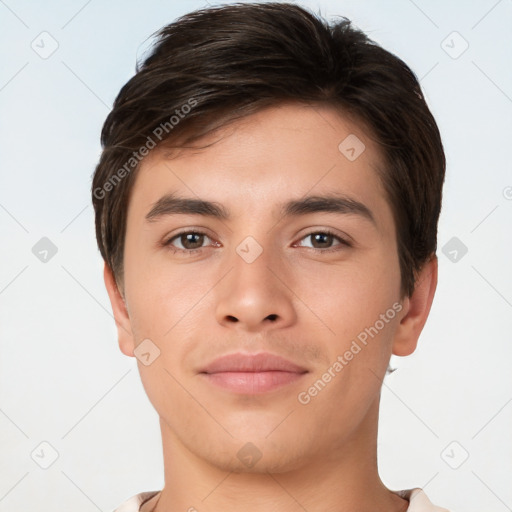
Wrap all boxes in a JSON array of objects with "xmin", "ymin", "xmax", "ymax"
[{"xmin": 162, "ymin": 229, "xmax": 351, "ymax": 255}]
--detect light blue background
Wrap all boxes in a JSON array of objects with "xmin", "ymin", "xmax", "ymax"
[{"xmin": 1, "ymin": 1, "xmax": 511, "ymax": 511}]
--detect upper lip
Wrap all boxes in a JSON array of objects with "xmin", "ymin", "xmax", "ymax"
[{"xmin": 200, "ymin": 352, "xmax": 308, "ymax": 374}]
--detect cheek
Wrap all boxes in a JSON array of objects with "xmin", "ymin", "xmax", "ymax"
[
  {"xmin": 123, "ymin": 235, "xmax": 210, "ymax": 335},
  {"xmin": 296, "ymin": 256, "xmax": 400, "ymax": 335},
  {"xmin": 292, "ymin": 257, "xmax": 402, "ymax": 389},
  {"xmin": 126, "ymin": 267, "xmax": 207, "ymax": 340}
]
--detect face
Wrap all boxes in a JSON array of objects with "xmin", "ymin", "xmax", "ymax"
[{"xmin": 112, "ymin": 103, "xmax": 424, "ymax": 473}]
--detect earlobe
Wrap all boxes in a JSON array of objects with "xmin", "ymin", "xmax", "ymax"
[
  {"xmin": 103, "ymin": 263, "xmax": 136, "ymax": 357},
  {"xmin": 392, "ymin": 256, "xmax": 438, "ymax": 357}
]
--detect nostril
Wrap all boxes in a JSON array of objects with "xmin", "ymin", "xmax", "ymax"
[
  {"xmin": 226, "ymin": 315, "xmax": 238, "ymax": 322},
  {"xmin": 266, "ymin": 314, "xmax": 278, "ymax": 321}
]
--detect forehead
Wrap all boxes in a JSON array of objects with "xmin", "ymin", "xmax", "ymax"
[{"xmin": 128, "ymin": 103, "xmax": 392, "ymax": 233}]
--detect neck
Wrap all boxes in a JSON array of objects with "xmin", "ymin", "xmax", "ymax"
[{"xmin": 153, "ymin": 399, "xmax": 408, "ymax": 512}]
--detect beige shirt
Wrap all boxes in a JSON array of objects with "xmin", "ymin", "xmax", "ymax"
[{"xmin": 112, "ymin": 488, "xmax": 452, "ymax": 511}]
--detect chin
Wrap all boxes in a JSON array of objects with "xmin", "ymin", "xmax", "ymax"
[{"xmin": 198, "ymin": 434, "xmax": 312, "ymax": 475}]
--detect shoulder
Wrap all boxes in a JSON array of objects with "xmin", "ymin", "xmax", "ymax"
[
  {"xmin": 396, "ymin": 488, "xmax": 452, "ymax": 512},
  {"xmin": 111, "ymin": 491, "xmax": 161, "ymax": 512}
]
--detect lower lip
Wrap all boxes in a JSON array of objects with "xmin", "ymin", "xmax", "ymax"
[{"xmin": 201, "ymin": 371, "xmax": 306, "ymax": 394}]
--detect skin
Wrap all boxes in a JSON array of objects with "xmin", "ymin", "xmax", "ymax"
[{"xmin": 104, "ymin": 103, "xmax": 437, "ymax": 512}]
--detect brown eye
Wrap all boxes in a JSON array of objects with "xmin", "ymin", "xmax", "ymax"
[
  {"xmin": 166, "ymin": 231, "xmax": 211, "ymax": 252},
  {"xmin": 296, "ymin": 230, "xmax": 351, "ymax": 252},
  {"xmin": 310, "ymin": 232, "xmax": 335, "ymax": 249},
  {"xmin": 179, "ymin": 232, "xmax": 205, "ymax": 249}
]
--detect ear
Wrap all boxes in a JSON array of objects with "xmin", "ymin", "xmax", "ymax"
[
  {"xmin": 103, "ymin": 262, "xmax": 135, "ymax": 357},
  {"xmin": 392, "ymin": 255, "xmax": 438, "ymax": 356}
]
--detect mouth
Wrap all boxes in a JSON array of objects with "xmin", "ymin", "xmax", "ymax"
[{"xmin": 199, "ymin": 352, "xmax": 309, "ymax": 394}]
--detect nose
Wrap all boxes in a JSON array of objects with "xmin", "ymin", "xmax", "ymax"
[{"xmin": 214, "ymin": 243, "xmax": 297, "ymax": 332}]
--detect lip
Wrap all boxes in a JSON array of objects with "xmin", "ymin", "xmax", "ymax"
[
  {"xmin": 201, "ymin": 352, "xmax": 308, "ymax": 373},
  {"xmin": 199, "ymin": 352, "xmax": 308, "ymax": 394}
]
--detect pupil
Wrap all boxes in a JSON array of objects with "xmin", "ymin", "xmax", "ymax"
[
  {"xmin": 313, "ymin": 233, "xmax": 331, "ymax": 247},
  {"xmin": 184, "ymin": 233, "xmax": 203, "ymax": 249}
]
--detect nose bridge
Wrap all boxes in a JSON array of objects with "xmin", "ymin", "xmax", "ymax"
[{"xmin": 230, "ymin": 234, "xmax": 279, "ymax": 301}]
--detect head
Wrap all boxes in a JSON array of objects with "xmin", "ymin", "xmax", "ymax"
[{"xmin": 92, "ymin": 2, "xmax": 444, "ymax": 474}]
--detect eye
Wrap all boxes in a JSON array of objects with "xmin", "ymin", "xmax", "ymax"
[
  {"xmin": 296, "ymin": 230, "xmax": 351, "ymax": 252},
  {"xmin": 164, "ymin": 231, "xmax": 216, "ymax": 253},
  {"xmin": 162, "ymin": 229, "xmax": 351, "ymax": 255}
]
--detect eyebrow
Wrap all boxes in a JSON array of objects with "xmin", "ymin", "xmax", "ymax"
[
  {"xmin": 145, "ymin": 192, "xmax": 375, "ymax": 225},
  {"xmin": 146, "ymin": 194, "xmax": 230, "ymax": 221}
]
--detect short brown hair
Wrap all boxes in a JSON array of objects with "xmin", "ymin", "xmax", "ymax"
[{"xmin": 92, "ymin": 2, "xmax": 445, "ymax": 297}]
